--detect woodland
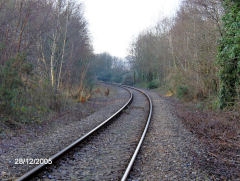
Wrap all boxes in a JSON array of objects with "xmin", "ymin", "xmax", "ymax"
[
  {"xmin": 0, "ymin": 0, "xmax": 92, "ymax": 123},
  {"xmin": 126, "ymin": 1, "xmax": 240, "ymax": 177},
  {"xmin": 128, "ymin": 0, "xmax": 240, "ymax": 111},
  {"xmin": 0, "ymin": 0, "xmax": 239, "ymax": 125}
]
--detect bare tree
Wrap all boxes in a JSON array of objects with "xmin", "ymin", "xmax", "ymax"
[{"xmin": 129, "ymin": 0, "xmax": 222, "ymax": 98}]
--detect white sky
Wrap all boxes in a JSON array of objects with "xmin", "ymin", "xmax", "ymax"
[{"xmin": 78, "ymin": 0, "xmax": 182, "ymax": 58}]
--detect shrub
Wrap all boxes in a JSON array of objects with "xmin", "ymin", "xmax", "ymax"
[
  {"xmin": 0, "ymin": 57, "xmax": 23, "ymax": 115},
  {"xmin": 147, "ymin": 79, "xmax": 160, "ymax": 89},
  {"xmin": 0, "ymin": 56, "xmax": 55, "ymax": 123},
  {"xmin": 176, "ymin": 85, "xmax": 189, "ymax": 99},
  {"xmin": 122, "ymin": 73, "xmax": 134, "ymax": 85}
]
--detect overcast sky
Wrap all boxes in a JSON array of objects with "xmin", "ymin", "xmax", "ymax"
[{"xmin": 78, "ymin": 0, "xmax": 182, "ymax": 58}]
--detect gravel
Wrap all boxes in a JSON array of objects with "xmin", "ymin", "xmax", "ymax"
[
  {"xmin": 128, "ymin": 91, "xmax": 211, "ymax": 180},
  {"xmin": 0, "ymin": 85, "xmax": 130, "ymax": 180},
  {"xmin": 34, "ymin": 88, "xmax": 149, "ymax": 180},
  {"xmin": 0, "ymin": 87, "xmax": 216, "ymax": 180}
]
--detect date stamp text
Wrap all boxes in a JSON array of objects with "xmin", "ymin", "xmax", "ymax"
[{"xmin": 15, "ymin": 158, "xmax": 52, "ymax": 165}]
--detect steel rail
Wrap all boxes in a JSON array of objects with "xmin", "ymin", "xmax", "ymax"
[
  {"xmin": 121, "ymin": 86, "xmax": 153, "ymax": 181},
  {"xmin": 16, "ymin": 87, "xmax": 132, "ymax": 181}
]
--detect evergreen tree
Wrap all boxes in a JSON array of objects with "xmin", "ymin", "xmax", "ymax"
[{"xmin": 218, "ymin": 0, "xmax": 240, "ymax": 109}]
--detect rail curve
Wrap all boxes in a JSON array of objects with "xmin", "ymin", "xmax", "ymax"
[
  {"xmin": 16, "ymin": 84, "xmax": 152, "ymax": 181},
  {"xmin": 120, "ymin": 85, "xmax": 153, "ymax": 181}
]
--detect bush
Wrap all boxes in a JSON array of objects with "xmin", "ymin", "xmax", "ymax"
[
  {"xmin": 0, "ymin": 56, "xmax": 57, "ymax": 123},
  {"xmin": 176, "ymin": 85, "xmax": 189, "ymax": 99},
  {"xmin": 0, "ymin": 57, "xmax": 23, "ymax": 115},
  {"xmin": 147, "ymin": 79, "xmax": 160, "ymax": 89},
  {"xmin": 122, "ymin": 73, "xmax": 134, "ymax": 85}
]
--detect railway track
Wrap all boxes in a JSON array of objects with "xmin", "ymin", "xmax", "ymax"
[{"xmin": 16, "ymin": 85, "xmax": 152, "ymax": 181}]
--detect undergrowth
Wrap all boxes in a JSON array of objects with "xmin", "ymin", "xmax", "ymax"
[{"xmin": 0, "ymin": 55, "xmax": 67, "ymax": 125}]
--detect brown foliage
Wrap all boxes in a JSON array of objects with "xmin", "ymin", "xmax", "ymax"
[
  {"xmin": 93, "ymin": 88, "xmax": 102, "ymax": 95},
  {"xmin": 0, "ymin": 0, "xmax": 93, "ymax": 123},
  {"xmin": 169, "ymin": 97, "xmax": 240, "ymax": 179},
  {"xmin": 104, "ymin": 88, "xmax": 110, "ymax": 96},
  {"xmin": 130, "ymin": 0, "xmax": 222, "ymax": 100}
]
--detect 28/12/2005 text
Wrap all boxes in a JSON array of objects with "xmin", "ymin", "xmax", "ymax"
[{"xmin": 15, "ymin": 158, "xmax": 52, "ymax": 165}]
